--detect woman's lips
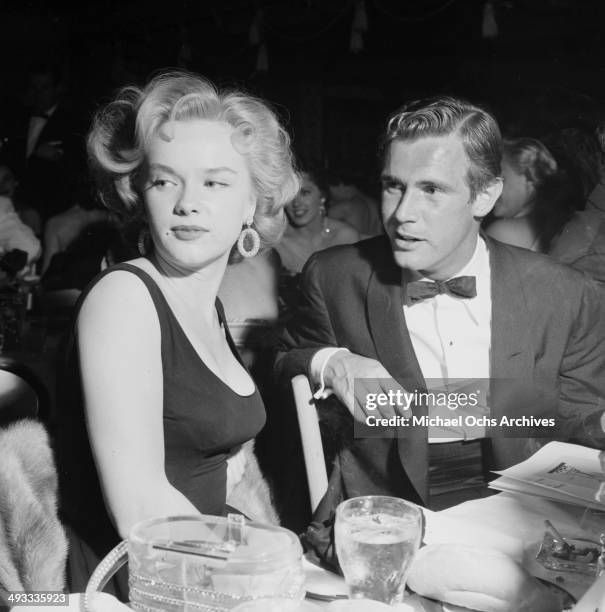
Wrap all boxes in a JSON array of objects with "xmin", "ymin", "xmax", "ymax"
[{"xmin": 171, "ymin": 226, "xmax": 207, "ymax": 240}]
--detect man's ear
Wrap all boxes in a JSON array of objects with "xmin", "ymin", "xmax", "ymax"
[{"xmin": 471, "ymin": 178, "xmax": 503, "ymax": 218}]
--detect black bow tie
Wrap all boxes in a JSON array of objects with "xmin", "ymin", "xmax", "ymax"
[{"xmin": 406, "ymin": 276, "xmax": 477, "ymax": 306}]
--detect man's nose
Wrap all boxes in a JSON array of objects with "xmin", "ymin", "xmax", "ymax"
[{"xmin": 393, "ymin": 190, "xmax": 418, "ymax": 223}]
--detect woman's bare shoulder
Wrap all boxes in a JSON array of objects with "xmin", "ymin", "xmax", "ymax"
[
  {"xmin": 327, "ymin": 218, "xmax": 361, "ymax": 244},
  {"xmin": 77, "ymin": 265, "xmax": 157, "ymax": 334},
  {"xmin": 485, "ymin": 218, "xmax": 536, "ymax": 249}
]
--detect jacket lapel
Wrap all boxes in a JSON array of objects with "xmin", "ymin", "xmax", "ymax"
[
  {"xmin": 367, "ymin": 262, "xmax": 429, "ymax": 503},
  {"xmin": 367, "ymin": 266, "xmax": 425, "ymax": 387}
]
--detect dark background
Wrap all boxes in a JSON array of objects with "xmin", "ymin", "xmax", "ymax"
[{"xmin": 1, "ymin": 0, "xmax": 603, "ymax": 195}]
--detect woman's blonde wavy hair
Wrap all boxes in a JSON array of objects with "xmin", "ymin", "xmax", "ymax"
[{"xmin": 87, "ymin": 71, "xmax": 299, "ymax": 260}]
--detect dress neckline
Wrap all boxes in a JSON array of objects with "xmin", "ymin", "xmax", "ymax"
[{"xmin": 112, "ymin": 262, "xmax": 257, "ymax": 399}]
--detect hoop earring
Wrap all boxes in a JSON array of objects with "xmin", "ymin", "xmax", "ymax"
[
  {"xmin": 237, "ymin": 222, "xmax": 260, "ymax": 258},
  {"xmin": 137, "ymin": 229, "xmax": 150, "ymax": 256}
]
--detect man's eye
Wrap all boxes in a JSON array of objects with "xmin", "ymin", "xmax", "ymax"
[
  {"xmin": 383, "ymin": 182, "xmax": 403, "ymax": 195},
  {"xmin": 423, "ymin": 185, "xmax": 438, "ymax": 195}
]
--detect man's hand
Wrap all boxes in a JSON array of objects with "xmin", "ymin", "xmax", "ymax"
[{"xmin": 323, "ymin": 351, "xmax": 411, "ymax": 422}]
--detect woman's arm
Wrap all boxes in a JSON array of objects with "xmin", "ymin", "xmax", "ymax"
[{"xmin": 77, "ymin": 271, "xmax": 199, "ymax": 538}]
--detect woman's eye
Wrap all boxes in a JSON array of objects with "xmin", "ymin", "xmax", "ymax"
[
  {"xmin": 205, "ymin": 180, "xmax": 228, "ymax": 189},
  {"xmin": 149, "ymin": 178, "xmax": 175, "ymax": 190}
]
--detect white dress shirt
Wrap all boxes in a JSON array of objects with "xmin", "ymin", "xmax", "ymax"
[
  {"xmin": 405, "ymin": 237, "xmax": 491, "ymax": 441},
  {"xmin": 405, "ymin": 236, "xmax": 491, "ymax": 383}
]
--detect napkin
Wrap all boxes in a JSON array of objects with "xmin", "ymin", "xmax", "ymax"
[{"xmin": 422, "ymin": 507, "xmax": 524, "ymax": 561}]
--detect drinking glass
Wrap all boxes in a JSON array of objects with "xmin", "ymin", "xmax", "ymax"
[{"xmin": 335, "ymin": 496, "xmax": 422, "ymax": 605}]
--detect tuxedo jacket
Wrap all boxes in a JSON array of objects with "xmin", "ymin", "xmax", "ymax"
[
  {"xmin": 275, "ymin": 235, "xmax": 605, "ymax": 505},
  {"xmin": 5, "ymin": 104, "xmax": 87, "ymax": 218}
]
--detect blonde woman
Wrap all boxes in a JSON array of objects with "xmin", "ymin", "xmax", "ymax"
[{"xmin": 57, "ymin": 72, "xmax": 298, "ymax": 593}]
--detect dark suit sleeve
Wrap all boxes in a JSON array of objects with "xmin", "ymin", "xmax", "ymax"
[
  {"xmin": 567, "ymin": 253, "xmax": 605, "ymax": 285},
  {"xmin": 557, "ymin": 279, "xmax": 605, "ymax": 447},
  {"xmin": 274, "ymin": 254, "xmax": 340, "ymax": 386}
]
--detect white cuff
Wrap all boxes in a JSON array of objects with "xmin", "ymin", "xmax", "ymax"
[{"xmin": 311, "ymin": 347, "xmax": 350, "ymax": 400}]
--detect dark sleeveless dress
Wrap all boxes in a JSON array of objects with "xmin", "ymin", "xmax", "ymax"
[{"xmin": 56, "ymin": 263, "xmax": 266, "ymax": 592}]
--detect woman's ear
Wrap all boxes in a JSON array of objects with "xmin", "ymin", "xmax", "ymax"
[
  {"xmin": 524, "ymin": 176, "xmax": 536, "ymax": 202},
  {"xmin": 471, "ymin": 178, "xmax": 503, "ymax": 218}
]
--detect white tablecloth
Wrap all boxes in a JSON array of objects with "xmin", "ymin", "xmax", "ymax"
[{"xmin": 14, "ymin": 493, "xmax": 603, "ymax": 611}]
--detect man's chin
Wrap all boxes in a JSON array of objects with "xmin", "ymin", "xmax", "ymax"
[{"xmin": 391, "ymin": 250, "xmax": 425, "ymax": 272}]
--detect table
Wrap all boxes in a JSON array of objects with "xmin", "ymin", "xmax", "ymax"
[
  {"xmin": 10, "ymin": 493, "xmax": 603, "ymax": 611},
  {"xmin": 304, "ymin": 491, "xmax": 605, "ymax": 610}
]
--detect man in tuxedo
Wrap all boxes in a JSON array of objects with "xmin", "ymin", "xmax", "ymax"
[
  {"xmin": 275, "ymin": 96, "xmax": 605, "ymax": 507},
  {"xmin": 5, "ymin": 62, "xmax": 86, "ymax": 221}
]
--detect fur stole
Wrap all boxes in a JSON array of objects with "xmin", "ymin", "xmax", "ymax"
[
  {"xmin": 0, "ymin": 419, "xmax": 67, "ymax": 595},
  {"xmin": 226, "ymin": 439, "xmax": 280, "ymax": 525}
]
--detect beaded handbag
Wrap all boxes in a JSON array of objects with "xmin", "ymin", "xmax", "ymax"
[{"xmin": 83, "ymin": 514, "xmax": 305, "ymax": 612}]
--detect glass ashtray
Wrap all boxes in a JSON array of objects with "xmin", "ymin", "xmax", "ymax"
[{"xmin": 536, "ymin": 530, "xmax": 600, "ymax": 576}]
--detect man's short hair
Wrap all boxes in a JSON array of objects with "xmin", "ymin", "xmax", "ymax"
[{"xmin": 382, "ymin": 96, "xmax": 502, "ymax": 201}]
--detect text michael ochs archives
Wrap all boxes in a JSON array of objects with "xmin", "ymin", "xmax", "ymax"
[{"xmin": 361, "ymin": 387, "xmax": 557, "ymax": 430}]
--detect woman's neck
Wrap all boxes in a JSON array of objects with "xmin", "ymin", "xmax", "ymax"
[
  {"xmin": 290, "ymin": 214, "xmax": 325, "ymax": 239},
  {"xmin": 149, "ymin": 253, "xmax": 227, "ymax": 322},
  {"xmin": 511, "ymin": 198, "xmax": 535, "ymax": 220}
]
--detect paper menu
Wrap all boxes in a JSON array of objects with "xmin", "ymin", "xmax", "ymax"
[{"xmin": 489, "ymin": 441, "xmax": 605, "ymax": 510}]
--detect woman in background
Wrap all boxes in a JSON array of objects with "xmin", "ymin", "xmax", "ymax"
[
  {"xmin": 276, "ymin": 163, "xmax": 359, "ymax": 275},
  {"xmin": 485, "ymin": 137, "xmax": 575, "ymax": 252},
  {"xmin": 57, "ymin": 71, "xmax": 298, "ymax": 593}
]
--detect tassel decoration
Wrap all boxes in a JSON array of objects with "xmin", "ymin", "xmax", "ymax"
[
  {"xmin": 482, "ymin": 1, "xmax": 498, "ymax": 39},
  {"xmin": 350, "ymin": 0, "xmax": 367, "ymax": 54},
  {"xmin": 249, "ymin": 9, "xmax": 263, "ymax": 45}
]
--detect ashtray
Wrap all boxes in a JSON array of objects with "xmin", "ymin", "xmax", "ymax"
[{"xmin": 536, "ymin": 524, "xmax": 600, "ymax": 576}]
